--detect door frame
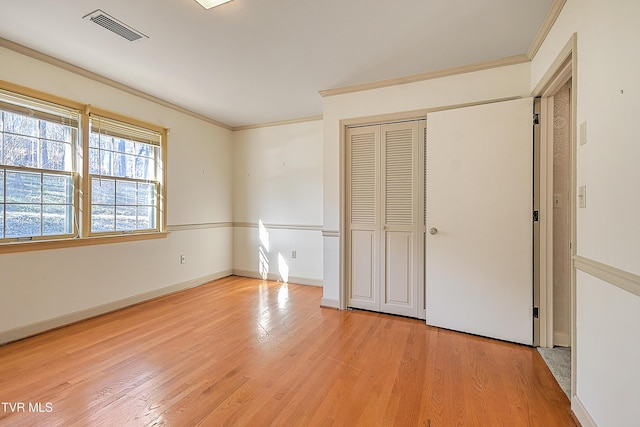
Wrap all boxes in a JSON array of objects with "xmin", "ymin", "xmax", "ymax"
[{"xmin": 531, "ymin": 33, "xmax": 577, "ymax": 397}]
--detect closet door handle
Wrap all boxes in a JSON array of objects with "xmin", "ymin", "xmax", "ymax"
[{"xmin": 429, "ymin": 227, "xmax": 438, "ymax": 235}]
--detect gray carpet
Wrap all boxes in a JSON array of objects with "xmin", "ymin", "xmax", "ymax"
[{"xmin": 537, "ymin": 346, "xmax": 571, "ymax": 398}]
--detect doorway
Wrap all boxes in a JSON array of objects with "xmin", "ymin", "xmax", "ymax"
[
  {"xmin": 551, "ymin": 80, "xmax": 572, "ymax": 348},
  {"xmin": 534, "ymin": 58, "xmax": 574, "ymax": 349},
  {"xmin": 532, "ymin": 36, "xmax": 576, "ymax": 399}
]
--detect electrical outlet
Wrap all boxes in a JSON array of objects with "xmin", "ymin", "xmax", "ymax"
[
  {"xmin": 180, "ymin": 254, "xmax": 186, "ymax": 264},
  {"xmin": 291, "ymin": 250, "xmax": 297, "ymax": 259}
]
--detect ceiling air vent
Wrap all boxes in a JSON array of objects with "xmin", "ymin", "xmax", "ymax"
[{"xmin": 83, "ymin": 9, "xmax": 148, "ymax": 42}]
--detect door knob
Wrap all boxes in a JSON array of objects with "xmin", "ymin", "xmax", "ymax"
[{"xmin": 429, "ymin": 227, "xmax": 438, "ymax": 235}]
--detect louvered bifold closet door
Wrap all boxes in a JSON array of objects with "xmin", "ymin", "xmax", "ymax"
[
  {"xmin": 346, "ymin": 126, "xmax": 380, "ymax": 311},
  {"xmin": 380, "ymin": 122, "xmax": 420, "ymax": 317}
]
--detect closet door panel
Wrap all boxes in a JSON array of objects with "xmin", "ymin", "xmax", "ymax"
[
  {"xmin": 350, "ymin": 229, "xmax": 376, "ymax": 303},
  {"xmin": 346, "ymin": 126, "xmax": 379, "ymax": 311},
  {"xmin": 385, "ymin": 231, "xmax": 412, "ymax": 305},
  {"xmin": 380, "ymin": 122, "xmax": 419, "ymax": 317}
]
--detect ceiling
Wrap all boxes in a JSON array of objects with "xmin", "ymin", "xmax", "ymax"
[{"xmin": 0, "ymin": 0, "xmax": 554, "ymax": 128}]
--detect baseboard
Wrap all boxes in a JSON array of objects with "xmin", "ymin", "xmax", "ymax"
[
  {"xmin": 320, "ymin": 298, "xmax": 340, "ymax": 309},
  {"xmin": 0, "ymin": 270, "xmax": 233, "ymax": 345},
  {"xmin": 553, "ymin": 332, "xmax": 571, "ymax": 347},
  {"xmin": 572, "ymin": 395, "xmax": 597, "ymax": 427},
  {"xmin": 232, "ymin": 269, "xmax": 323, "ymax": 287}
]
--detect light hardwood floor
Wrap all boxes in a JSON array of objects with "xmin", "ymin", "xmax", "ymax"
[{"xmin": 0, "ymin": 276, "xmax": 577, "ymax": 426}]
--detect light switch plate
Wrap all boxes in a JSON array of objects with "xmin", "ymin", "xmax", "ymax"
[
  {"xmin": 579, "ymin": 121, "xmax": 587, "ymax": 145},
  {"xmin": 578, "ymin": 186, "xmax": 586, "ymax": 208}
]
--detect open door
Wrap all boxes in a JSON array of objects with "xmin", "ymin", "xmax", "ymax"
[{"xmin": 425, "ymin": 98, "xmax": 533, "ymax": 345}]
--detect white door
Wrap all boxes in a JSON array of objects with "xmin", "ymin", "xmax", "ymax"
[
  {"xmin": 380, "ymin": 122, "xmax": 421, "ymax": 317},
  {"xmin": 346, "ymin": 126, "xmax": 380, "ymax": 312},
  {"xmin": 346, "ymin": 121, "xmax": 423, "ymax": 318},
  {"xmin": 425, "ymin": 98, "xmax": 533, "ymax": 345}
]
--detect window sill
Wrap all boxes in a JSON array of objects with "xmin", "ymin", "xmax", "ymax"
[{"xmin": 0, "ymin": 232, "xmax": 168, "ymax": 255}]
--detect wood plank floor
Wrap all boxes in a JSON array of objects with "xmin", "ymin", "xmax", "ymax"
[{"xmin": 0, "ymin": 276, "xmax": 577, "ymax": 426}]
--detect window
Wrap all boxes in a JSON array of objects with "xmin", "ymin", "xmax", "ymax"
[
  {"xmin": 0, "ymin": 89, "xmax": 79, "ymax": 242},
  {"xmin": 88, "ymin": 115, "xmax": 163, "ymax": 235},
  {"xmin": 0, "ymin": 83, "xmax": 167, "ymax": 251}
]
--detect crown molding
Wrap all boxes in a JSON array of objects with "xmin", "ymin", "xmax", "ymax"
[
  {"xmin": 233, "ymin": 115, "xmax": 323, "ymax": 131},
  {"xmin": 0, "ymin": 37, "xmax": 233, "ymax": 130},
  {"xmin": 319, "ymin": 54, "xmax": 529, "ymax": 98},
  {"xmin": 527, "ymin": 0, "xmax": 568, "ymax": 60}
]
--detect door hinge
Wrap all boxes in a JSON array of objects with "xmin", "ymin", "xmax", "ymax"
[
  {"xmin": 533, "ymin": 307, "xmax": 539, "ymax": 318},
  {"xmin": 533, "ymin": 210, "xmax": 539, "ymax": 222},
  {"xmin": 533, "ymin": 113, "xmax": 540, "ymax": 125}
]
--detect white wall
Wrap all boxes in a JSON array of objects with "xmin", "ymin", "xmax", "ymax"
[
  {"xmin": 531, "ymin": 1, "xmax": 640, "ymax": 425},
  {"xmin": 532, "ymin": 0, "xmax": 640, "ymax": 275},
  {"xmin": 0, "ymin": 47, "xmax": 234, "ymax": 342},
  {"xmin": 321, "ymin": 62, "xmax": 532, "ymax": 306},
  {"xmin": 232, "ymin": 121, "xmax": 324, "ymax": 285},
  {"xmin": 576, "ymin": 272, "xmax": 640, "ymax": 427}
]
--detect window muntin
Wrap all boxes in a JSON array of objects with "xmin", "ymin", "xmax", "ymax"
[
  {"xmin": 1, "ymin": 112, "xmax": 73, "ymax": 171},
  {"xmin": 1, "ymin": 170, "xmax": 74, "ymax": 239},
  {"xmin": 88, "ymin": 115, "xmax": 162, "ymax": 235},
  {"xmin": 90, "ymin": 177, "xmax": 157, "ymax": 233},
  {"xmin": 0, "ymin": 89, "xmax": 78, "ymax": 242}
]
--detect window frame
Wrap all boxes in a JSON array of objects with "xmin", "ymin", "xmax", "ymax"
[
  {"xmin": 0, "ymin": 81, "xmax": 168, "ymax": 254},
  {"xmin": 85, "ymin": 108, "xmax": 166, "ymax": 237}
]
